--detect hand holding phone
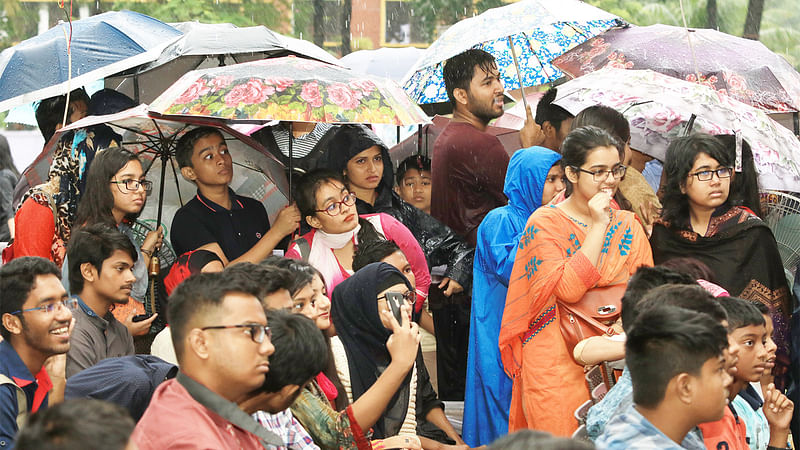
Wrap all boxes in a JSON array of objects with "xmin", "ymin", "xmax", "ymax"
[{"xmin": 383, "ymin": 292, "xmax": 405, "ymax": 324}]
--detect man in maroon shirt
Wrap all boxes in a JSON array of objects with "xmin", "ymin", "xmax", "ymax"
[{"xmin": 431, "ymin": 49, "xmax": 539, "ymax": 247}]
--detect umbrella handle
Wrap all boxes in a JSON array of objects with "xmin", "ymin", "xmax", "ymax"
[{"xmin": 507, "ymin": 36, "xmax": 529, "ymax": 114}]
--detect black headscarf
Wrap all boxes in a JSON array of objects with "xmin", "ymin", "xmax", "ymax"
[{"xmin": 331, "ymin": 262, "xmax": 414, "ymax": 438}]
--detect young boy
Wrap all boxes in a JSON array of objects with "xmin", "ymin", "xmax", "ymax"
[
  {"xmin": 596, "ymin": 304, "xmax": 731, "ymax": 449},
  {"xmin": 171, "ymin": 126, "xmax": 300, "ymax": 266},
  {"xmin": 709, "ymin": 299, "xmax": 792, "ymax": 450},
  {"xmin": 395, "ymin": 155, "xmax": 432, "ymax": 215}
]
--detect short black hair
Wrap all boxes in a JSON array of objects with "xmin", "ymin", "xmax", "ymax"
[
  {"xmin": 659, "ymin": 257, "xmax": 719, "ymax": 283},
  {"xmin": 718, "ymin": 296, "xmax": 765, "ymax": 331},
  {"xmin": 626, "ymin": 305, "xmax": 729, "ymax": 408},
  {"xmin": 395, "ymin": 154, "xmax": 431, "ymax": 186},
  {"xmin": 487, "ymin": 430, "xmax": 593, "ymax": 450},
  {"xmin": 175, "ymin": 126, "xmax": 225, "ymax": 169},
  {"xmin": 262, "ymin": 256, "xmax": 320, "ymax": 297},
  {"xmin": 534, "ymin": 88, "xmax": 574, "ymax": 130},
  {"xmin": 620, "ymin": 266, "xmax": 697, "ymax": 332},
  {"xmin": 35, "ymin": 89, "xmax": 90, "ymax": 142},
  {"xmin": 0, "ymin": 257, "xmax": 61, "ymax": 339},
  {"xmin": 66, "ymin": 224, "xmax": 138, "ymax": 295},
  {"xmin": 748, "ymin": 299, "xmax": 770, "ymax": 316},
  {"xmin": 442, "ymin": 49, "xmax": 497, "ymax": 105},
  {"xmin": 15, "ymin": 398, "xmax": 134, "ymax": 450},
  {"xmin": 352, "ymin": 239, "xmax": 400, "ymax": 273},
  {"xmin": 638, "ymin": 284, "xmax": 728, "ymax": 325},
  {"xmin": 168, "ymin": 272, "xmax": 262, "ymax": 362},
  {"xmin": 222, "ymin": 262, "xmax": 293, "ymax": 299},
  {"xmin": 261, "ymin": 309, "xmax": 328, "ymax": 393}
]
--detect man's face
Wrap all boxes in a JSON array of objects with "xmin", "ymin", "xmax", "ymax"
[
  {"xmin": 183, "ymin": 133, "xmax": 233, "ymax": 187},
  {"xmin": 463, "ymin": 64, "xmax": 504, "ymax": 124},
  {"xmin": 396, "ymin": 168, "xmax": 432, "ymax": 214},
  {"xmin": 10, "ymin": 274, "xmax": 72, "ymax": 357},
  {"xmin": 691, "ymin": 354, "xmax": 733, "ymax": 423},
  {"xmin": 263, "ymin": 288, "xmax": 292, "ymax": 311},
  {"xmin": 206, "ymin": 293, "xmax": 274, "ymax": 398},
  {"xmin": 87, "ymin": 250, "xmax": 136, "ymax": 305}
]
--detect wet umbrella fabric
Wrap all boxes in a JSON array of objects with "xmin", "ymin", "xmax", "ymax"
[
  {"xmin": 553, "ymin": 68, "xmax": 800, "ymax": 191},
  {"xmin": 0, "ymin": 10, "xmax": 181, "ymax": 112},
  {"xmin": 552, "ymin": 24, "xmax": 800, "ymax": 113}
]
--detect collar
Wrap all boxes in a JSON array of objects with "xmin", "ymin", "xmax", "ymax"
[
  {"xmin": 738, "ymin": 384, "xmax": 763, "ymax": 411},
  {"xmin": 73, "ymin": 295, "xmax": 111, "ymax": 330},
  {"xmin": 195, "ymin": 188, "xmax": 244, "ymax": 213},
  {"xmin": 0, "ymin": 341, "xmax": 53, "ymax": 413}
]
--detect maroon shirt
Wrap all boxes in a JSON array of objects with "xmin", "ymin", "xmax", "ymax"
[{"xmin": 431, "ymin": 121, "xmax": 509, "ymax": 247}]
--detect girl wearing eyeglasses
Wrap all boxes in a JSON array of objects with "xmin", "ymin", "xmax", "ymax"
[
  {"xmin": 69, "ymin": 147, "xmax": 162, "ymax": 335},
  {"xmin": 650, "ymin": 133, "xmax": 790, "ymax": 387},
  {"xmin": 287, "ymin": 169, "xmax": 430, "ymax": 308},
  {"xmin": 499, "ymin": 126, "xmax": 653, "ymax": 436}
]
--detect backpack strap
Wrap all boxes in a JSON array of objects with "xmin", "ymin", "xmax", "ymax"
[{"xmin": 0, "ymin": 373, "xmax": 28, "ymax": 430}]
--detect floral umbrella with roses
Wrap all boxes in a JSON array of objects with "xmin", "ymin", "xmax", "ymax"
[
  {"xmin": 553, "ymin": 67, "xmax": 800, "ymax": 191},
  {"xmin": 552, "ymin": 24, "xmax": 800, "ymax": 114},
  {"xmin": 149, "ymin": 56, "xmax": 429, "ymax": 126}
]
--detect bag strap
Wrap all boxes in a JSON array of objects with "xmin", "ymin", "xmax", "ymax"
[
  {"xmin": 0, "ymin": 373, "xmax": 28, "ymax": 430},
  {"xmin": 293, "ymin": 236, "xmax": 311, "ymax": 262},
  {"xmin": 558, "ymin": 302, "xmax": 617, "ymax": 336}
]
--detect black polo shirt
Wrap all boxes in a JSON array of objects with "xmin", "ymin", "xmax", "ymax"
[{"xmin": 170, "ymin": 189, "xmax": 270, "ymax": 262}]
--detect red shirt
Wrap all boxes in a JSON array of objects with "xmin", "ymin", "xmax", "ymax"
[
  {"xmin": 132, "ymin": 378, "xmax": 264, "ymax": 450},
  {"xmin": 698, "ymin": 404, "xmax": 749, "ymax": 450},
  {"xmin": 431, "ymin": 121, "xmax": 509, "ymax": 247}
]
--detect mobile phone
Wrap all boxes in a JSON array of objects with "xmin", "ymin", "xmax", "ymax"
[
  {"xmin": 384, "ymin": 292, "xmax": 405, "ymax": 324},
  {"xmin": 132, "ymin": 313, "xmax": 153, "ymax": 322}
]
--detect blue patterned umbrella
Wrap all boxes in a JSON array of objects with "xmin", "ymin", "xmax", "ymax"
[{"xmin": 402, "ymin": 0, "xmax": 620, "ymax": 105}]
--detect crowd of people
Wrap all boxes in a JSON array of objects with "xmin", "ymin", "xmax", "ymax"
[{"xmin": 0, "ymin": 46, "xmax": 796, "ymax": 450}]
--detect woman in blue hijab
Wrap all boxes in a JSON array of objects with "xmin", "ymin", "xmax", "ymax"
[{"xmin": 463, "ymin": 146, "xmax": 564, "ymax": 446}]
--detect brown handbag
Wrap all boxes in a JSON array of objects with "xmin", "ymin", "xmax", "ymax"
[{"xmin": 558, "ymin": 284, "xmax": 625, "ymax": 351}]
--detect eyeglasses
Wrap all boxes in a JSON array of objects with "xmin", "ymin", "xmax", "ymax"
[
  {"xmin": 377, "ymin": 290, "xmax": 415, "ymax": 304},
  {"xmin": 570, "ymin": 165, "xmax": 627, "ymax": 182},
  {"xmin": 200, "ymin": 324, "xmax": 272, "ymax": 344},
  {"xmin": 688, "ymin": 167, "xmax": 733, "ymax": 181},
  {"xmin": 316, "ymin": 193, "xmax": 356, "ymax": 217},
  {"xmin": 111, "ymin": 179, "xmax": 153, "ymax": 194},
  {"xmin": 10, "ymin": 298, "xmax": 77, "ymax": 315}
]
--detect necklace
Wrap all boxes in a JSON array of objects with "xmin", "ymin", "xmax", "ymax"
[{"xmin": 553, "ymin": 205, "xmax": 589, "ymax": 228}]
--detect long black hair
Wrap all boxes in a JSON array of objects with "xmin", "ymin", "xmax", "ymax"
[
  {"xmin": 74, "ymin": 147, "xmax": 142, "ymax": 228},
  {"xmin": 660, "ymin": 134, "xmax": 733, "ymax": 229},
  {"xmin": 294, "ymin": 168, "xmax": 384, "ymax": 246},
  {"xmin": 0, "ymin": 135, "xmax": 19, "ymax": 177},
  {"xmin": 715, "ymin": 134, "xmax": 762, "ymax": 218}
]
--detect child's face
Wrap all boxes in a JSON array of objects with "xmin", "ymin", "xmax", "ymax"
[
  {"xmin": 731, "ymin": 324, "xmax": 769, "ymax": 382},
  {"xmin": 762, "ymin": 314, "xmax": 777, "ymax": 375},
  {"xmin": 692, "ymin": 354, "xmax": 732, "ymax": 423},
  {"xmin": 396, "ymin": 168, "xmax": 432, "ymax": 213}
]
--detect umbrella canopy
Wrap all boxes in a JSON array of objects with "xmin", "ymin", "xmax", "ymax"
[
  {"xmin": 23, "ymin": 105, "xmax": 289, "ymax": 235},
  {"xmin": 401, "ymin": 0, "xmax": 620, "ymax": 105},
  {"xmin": 105, "ymin": 21, "xmax": 341, "ymax": 104},
  {"xmin": 0, "ymin": 10, "xmax": 181, "ymax": 112},
  {"xmin": 553, "ymin": 68, "xmax": 800, "ymax": 191},
  {"xmin": 149, "ymin": 56, "xmax": 430, "ymax": 126},
  {"xmin": 552, "ymin": 24, "xmax": 800, "ymax": 114},
  {"xmin": 340, "ymin": 47, "xmax": 425, "ymax": 82}
]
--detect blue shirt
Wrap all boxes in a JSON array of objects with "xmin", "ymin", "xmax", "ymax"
[
  {"xmin": 596, "ymin": 404, "xmax": 706, "ymax": 450},
  {"xmin": 731, "ymin": 385, "xmax": 769, "ymax": 450},
  {"xmin": 0, "ymin": 340, "xmax": 52, "ymax": 448},
  {"xmin": 587, "ymin": 366, "xmax": 633, "ymax": 440}
]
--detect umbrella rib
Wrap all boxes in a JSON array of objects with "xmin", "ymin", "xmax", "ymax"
[{"xmin": 169, "ymin": 155, "xmax": 184, "ymax": 206}]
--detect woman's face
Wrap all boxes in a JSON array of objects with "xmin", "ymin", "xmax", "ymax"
[
  {"xmin": 683, "ymin": 152, "xmax": 731, "ymax": 212},
  {"xmin": 307, "ymin": 180, "xmax": 359, "ymax": 234},
  {"xmin": 381, "ymin": 251, "xmax": 415, "ymax": 290},
  {"xmin": 376, "ymin": 283, "xmax": 412, "ymax": 329},
  {"xmin": 110, "ymin": 159, "xmax": 147, "ymax": 220},
  {"xmin": 566, "ymin": 145, "xmax": 622, "ymax": 203},
  {"xmin": 345, "ymin": 146, "xmax": 384, "ymax": 191},
  {"xmin": 541, "ymin": 165, "xmax": 566, "ymax": 206},
  {"xmin": 292, "ymin": 274, "xmax": 331, "ymax": 330}
]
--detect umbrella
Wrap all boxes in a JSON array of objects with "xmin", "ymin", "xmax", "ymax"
[
  {"xmin": 105, "ymin": 21, "xmax": 341, "ymax": 104},
  {"xmin": 553, "ymin": 67, "xmax": 800, "ymax": 191},
  {"xmin": 149, "ymin": 56, "xmax": 430, "ymax": 126},
  {"xmin": 340, "ymin": 47, "xmax": 425, "ymax": 82},
  {"xmin": 552, "ymin": 24, "xmax": 800, "ymax": 114},
  {"xmin": 0, "ymin": 10, "xmax": 182, "ymax": 112},
  {"xmin": 401, "ymin": 0, "xmax": 620, "ymax": 107},
  {"xmin": 23, "ymin": 105, "xmax": 289, "ymax": 235}
]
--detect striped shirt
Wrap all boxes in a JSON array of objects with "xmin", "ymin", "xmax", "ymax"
[{"xmin": 271, "ymin": 123, "xmax": 335, "ymax": 159}]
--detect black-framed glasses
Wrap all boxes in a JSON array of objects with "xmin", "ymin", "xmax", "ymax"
[
  {"xmin": 570, "ymin": 165, "xmax": 627, "ymax": 182},
  {"xmin": 316, "ymin": 193, "xmax": 357, "ymax": 216},
  {"xmin": 10, "ymin": 298, "xmax": 77, "ymax": 315},
  {"xmin": 688, "ymin": 167, "xmax": 733, "ymax": 181},
  {"xmin": 200, "ymin": 324, "xmax": 272, "ymax": 344},
  {"xmin": 110, "ymin": 179, "xmax": 153, "ymax": 194},
  {"xmin": 377, "ymin": 290, "xmax": 415, "ymax": 304}
]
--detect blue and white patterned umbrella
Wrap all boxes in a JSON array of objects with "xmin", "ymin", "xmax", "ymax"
[{"xmin": 402, "ymin": 0, "xmax": 620, "ymax": 104}]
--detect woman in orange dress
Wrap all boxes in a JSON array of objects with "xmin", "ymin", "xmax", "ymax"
[{"xmin": 499, "ymin": 126, "xmax": 653, "ymax": 436}]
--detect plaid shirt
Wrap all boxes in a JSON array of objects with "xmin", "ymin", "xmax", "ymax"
[
  {"xmin": 596, "ymin": 405, "xmax": 706, "ymax": 450},
  {"xmin": 254, "ymin": 409, "xmax": 319, "ymax": 450}
]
